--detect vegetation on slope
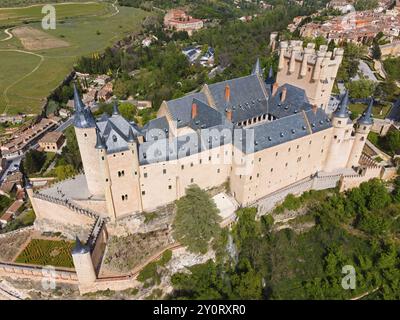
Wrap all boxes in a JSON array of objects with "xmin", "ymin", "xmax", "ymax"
[{"xmin": 170, "ymin": 179, "xmax": 400, "ymax": 300}]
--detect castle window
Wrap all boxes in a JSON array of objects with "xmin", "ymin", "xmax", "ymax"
[
  {"xmin": 285, "ymin": 163, "xmax": 288, "ymax": 167},
  {"xmin": 271, "ymin": 168, "xmax": 274, "ymax": 172},
  {"xmin": 125, "ymin": 194, "xmax": 128, "ymax": 200},
  {"xmin": 122, "ymin": 195, "xmax": 125, "ymax": 201},
  {"xmin": 321, "ymin": 149, "xmax": 324, "ymax": 153},
  {"xmin": 361, "ymin": 137, "xmax": 365, "ymax": 141},
  {"xmin": 102, "ymin": 156, "xmax": 104, "ymax": 160},
  {"xmin": 118, "ymin": 171, "xmax": 121, "ymax": 177},
  {"xmin": 338, "ymin": 121, "xmax": 342, "ymax": 125},
  {"xmin": 297, "ymin": 145, "xmax": 299, "ymax": 149},
  {"xmin": 191, "ymin": 178, "xmax": 194, "ymax": 183},
  {"xmin": 200, "ymin": 159, "xmax": 202, "ymax": 164},
  {"xmin": 363, "ymin": 126, "xmax": 367, "ymax": 130},
  {"xmin": 309, "ymin": 141, "xmax": 312, "ymax": 145},
  {"xmin": 168, "ymin": 185, "xmax": 172, "ymax": 190},
  {"xmin": 334, "ymin": 135, "xmax": 337, "ymax": 139},
  {"xmin": 106, "ymin": 178, "xmax": 108, "ymax": 182},
  {"xmin": 275, "ymin": 152, "xmax": 278, "ymax": 157},
  {"xmin": 144, "ymin": 173, "xmax": 148, "ymax": 178},
  {"xmin": 135, "ymin": 171, "xmax": 137, "ymax": 175},
  {"xmin": 297, "ymin": 157, "xmax": 302, "ymax": 162},
  {"xmin": 142, "ymin": 191, "xmax": 145, "ymax": 195},
  {"xmin": 217, "ymin": 169, "xmax": 220, "ymax": 173},
  {"xmin": 191, "ymin": 162, "xmax": 194, "ymax": 167},
  {"xmin": 163, "ymin": 169, "xmax": 166, "ymax": 174},
  {"xmin": 84, "ymin": 133, "xmax": 87, "ymax": 137},
  {"xmin": 121, "ymin": 170, "xmax": 125, "ymax": 176},
  {"xmin": 257, "ymin": 173, "xmax": 260, "ymax": 178},
  {"xmin": 181, "ymin": 165, "xmax": 184, "ymax": 170},
  {"xmin": 288, "ymin": 147, "xmax": 291, "ymax": 152},
  {"xmin": 259, "ymin": 158, "xmax": 261, "ymax": 162}
]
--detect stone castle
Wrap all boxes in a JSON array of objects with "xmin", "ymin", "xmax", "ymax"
[{"xmin": 25, "ymin": 40, "xmax": 390, "ymax": 289}]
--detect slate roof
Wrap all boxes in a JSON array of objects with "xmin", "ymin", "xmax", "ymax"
[
  {"xmin": 142, "ymin": 116, "xmax": 170, "ymax": 142},
  {"xmin": 138, "ymin": 124, "xmax": 233, "ymax": 165},
  {"xmin": 73, "ymin": 63, "xmax": 336, "ymax": 161},
  {"xmin": 189, "ymin": 98, "xmax": 224, "ymax": 130},
  {"xmin": 267, "ymin": 84, "xmax": 312, "ymax": 119},
  {"xmin": 96, "ymin": 113, "xmax": 142, "ymax": 154},
  {"xmin": 73, "ymin": 84, "xmax": 96, "ymax": 129},
  {"xmin": 165, "ymin": 92, "xmax": 208, "ymax": 128},
  {"xmin": 358, "ymin": 98, "xmax": 374, "ymax": 126},
  {"xmin": 386, "ymin": 98, "xmax": 400, "ymax": 122},
  {"xmin": 207, "ymin": 74, "xmax": 269, "ymax": 123}
]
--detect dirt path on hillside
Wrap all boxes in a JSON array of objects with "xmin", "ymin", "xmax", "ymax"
[{"xmin": 0, "ymin": 49, "xmax": 44, "ymax": 114}]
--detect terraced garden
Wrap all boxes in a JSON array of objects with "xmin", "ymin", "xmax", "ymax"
[{"xmin": 15, "ymin": 238, "xmax": 75, "ymax": 268}]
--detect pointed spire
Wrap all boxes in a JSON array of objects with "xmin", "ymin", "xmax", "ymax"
[
  {"xmin": 333, "ymin": 90, "xmax": 350, "ymax": 118},
  {"xmin": 95, "ymin": 127, "xmax": 106, "ymax": 149},
  {"xmin": 72, "ymin": 236, "xmax": 89, "ymax": 255},
  {"xmin": 73, "ymin": 82, "xmax": 96, "ymax": 128},
  {"xmin": 358, "ymin": 97, "xmax": 374, "ymax": 125},
  {"xmin": 252, "ymin": 58, "xmax": 263, "ymax": 77},
  {"xmin": 112, "ymin": 101, "xmax": 120, "ymax": 116},
  {"xmin": 127, "ymin": 126, "xmax": 136, "ymax": 143},
  {"xmin": 24, "ymin": 176, "xmax": 32, "ymax": 189},
  {"xmin": 268, "ymin": 66, "xmax": 273, "ymax": 79},
  {"xmin": 73, "ymin": 83, "xmax": 84, "ymax": 113},
  {"xmin": 265, "ymin": 66, "xmax": 275, "ymax": 86}
]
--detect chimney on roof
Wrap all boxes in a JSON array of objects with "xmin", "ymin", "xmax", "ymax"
[
  {"xmin": 226, "ymin": 109, "xmax": 232, "ymax": 122},
  {"xmin": 281, "ymin": 87, "xmax": 287, "ymax": 102},
  {"xmin": 312, "ymin": 104, "xmax": 317, "ymax": 114},
  {"xmin": 225, "ymin": 84, "xmax": 231, "ymax": 102},
  {"xmin": 272, "ymin": 82, "xmax": 279, "ymax": 96},
  {"xmin": 191, "ymin": 102, "xmax": 198, "ymax": 119}
]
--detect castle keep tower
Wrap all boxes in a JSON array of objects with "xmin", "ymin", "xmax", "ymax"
[
  {"xmin": 347, "ymin": 99, "xmax": 373, "ymax": 168},
  {"xmin": 277, "ymin": 40, "xmax": 344, "ymax": 111},
  {"xmin": 71, "ymin": 237, "xmax": 96, "ymax": 285},
  {"xmin": 73, "ymin": 85, "xmax": 104, "ymax": 197}
]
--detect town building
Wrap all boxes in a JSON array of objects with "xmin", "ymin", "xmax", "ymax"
[
  {"xmin": 0, "ymin": 118, "xmax": 59, "ymax": 159},
  {"xmin": 300, "ymin": 8, "xmax": 400, "ymax": 45},
  {"xmin": 164, "ymin": 9, "xmax": 204, "ymax": 36},
  {"xmin": 38, "ymin": 131, "xmax": 66, "ymax": 153}
]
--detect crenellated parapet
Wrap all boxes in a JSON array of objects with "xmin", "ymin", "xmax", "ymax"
[{"xmin": 277, "ymin": 40, "xmax": 344, "ymax": 111}]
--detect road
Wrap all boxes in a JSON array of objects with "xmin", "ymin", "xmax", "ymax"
[
  {"xmin": 0, "ymin": 156, "xmax": 22, "ymax": 184},
  {"xmin": 0, "ymin": 117, "xmax": 72, "ymax": 183},
  {"xmin": 352, "ymin": 60, "xmax": 378, "ymax": 82},
  {"xmin": 56, "ymin": 117, "xmax": 73, "ymax": 132}
]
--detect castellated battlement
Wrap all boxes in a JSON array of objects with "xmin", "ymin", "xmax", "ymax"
[
  {"xmin": 278, "ymin": 40, "xmax": 344, "ymax": 73},
  {"xmin": 277, "ymin": 40, "xmax": 344, "ymax": 111}
]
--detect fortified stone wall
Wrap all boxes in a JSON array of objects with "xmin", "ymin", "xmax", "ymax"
[
  {"xmin": 32, "ymin": 197, "xmax": 94, "ymax": 240},
  {"xmin": 0, "ymin": 262, "xmax": 78, "ymax": 283}
]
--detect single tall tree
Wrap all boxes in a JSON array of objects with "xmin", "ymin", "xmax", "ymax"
[{"xmin": 173, "ymin": 185, "xmax": 221, "ymax": 254}]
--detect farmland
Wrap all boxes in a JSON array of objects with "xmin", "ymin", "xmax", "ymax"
[
  {"xmin": 0, "ymin": 2, "xmax": 150, "ymax": 114},
  {"xmin": 15, "ymin": 238, "xmax": 75, "ymax": 268}
]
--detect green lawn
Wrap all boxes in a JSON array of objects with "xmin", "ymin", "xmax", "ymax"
[
  {"xmin": 349, "ymin": 103, "xmax": 390, "ymax": 119},
  {"xmin": 15, "ymin": 238, "xmax": 75, "ymax": 268},
  {"xmin": 0, "ymin": 2, "xmax": 151, "ymax": 114}
]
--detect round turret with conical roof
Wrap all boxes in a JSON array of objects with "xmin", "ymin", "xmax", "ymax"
[{"xmin": 71, "ymin": 236, "xmax": 96, "ymax": 285}]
